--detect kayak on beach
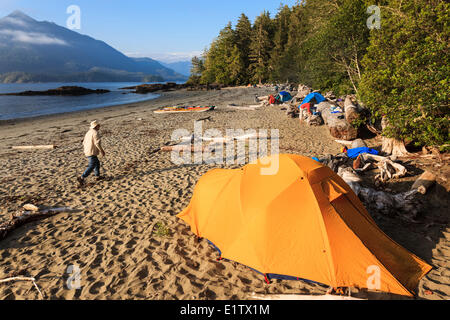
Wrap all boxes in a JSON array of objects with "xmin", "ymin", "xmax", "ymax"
[{"xmin": 154, "ymin": 106, "xmax": 216, "ymax": 114}]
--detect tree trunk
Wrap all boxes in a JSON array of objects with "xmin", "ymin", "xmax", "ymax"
[{"xmin": 381, "ymin": 116, "xmax": 410, "ymax": 156}]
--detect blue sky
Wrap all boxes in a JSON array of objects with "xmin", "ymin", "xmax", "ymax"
[{"xmin": 0, "ymin": 0, "xmax": 298, "ymax": 62}]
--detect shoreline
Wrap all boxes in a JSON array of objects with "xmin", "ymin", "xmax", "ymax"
[
  {"xmin": 0, "ymin": 93, "xmax": 162, "ymax": 126},
  {"xmin": 0, "ymin": 89, "xmax": 201, "ymax": 143}
]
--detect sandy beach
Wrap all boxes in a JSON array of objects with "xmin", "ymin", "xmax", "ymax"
[{"xmin": 0, "ymin": 87, "xmax": 448, "ymax": 300}]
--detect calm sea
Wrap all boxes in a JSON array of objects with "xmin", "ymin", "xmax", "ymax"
[{"xmin": 0, "ymin": 82, "xmax": 160, "ymax": 121}]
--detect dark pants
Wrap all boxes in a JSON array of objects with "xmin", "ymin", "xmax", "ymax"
[{"xmin": 82, "ymin": 156, "xmax": 100, "ymax": 178}]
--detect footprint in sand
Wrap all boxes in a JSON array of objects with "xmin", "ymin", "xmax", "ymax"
[{"xmin": 88, "ymin": 281, "xmax": 105, "ymax": 295}]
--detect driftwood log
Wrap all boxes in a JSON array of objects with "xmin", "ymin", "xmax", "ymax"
[
  {"xmin": 286, "ymin": 104, "xmax": 299, "ymax": 118},
  {"xmin": 307, "ymin": 114, "xmax": 324, "ymax": 126},
  {"xmin": 317, "ymin": 102, "xmax": 358, "ymax": 140},
  {"xmin": 411, "ymin": 171, "xmax": 436, "ymax": 194},
  {"xmin": 344, "ymin": 97, "xmax": 361, "ymax": 125},
  {"xmin": 0, "ymin": 276, "xmax": 44, "ymax": 299},
  {"xmin": 296, "ymin": 84, "xmax": 312, "ymax": 100},
  {"xmin": 0, "ymin": 207, "xmax": 71, "ymax": 241},
  {"xmin": 335, "ymin": 139, "xmax": 367, "ymax": 149},
  {"xmin": 338, "ymin": 167, "xmax": 422, "ymax": 220},
  {"xmin": 12, "ymin": 145, "xmax": 56, "ymax": 150},
  {"xmin": 375, "ymin": 159, "xmax": 407, "ymax": 183}
]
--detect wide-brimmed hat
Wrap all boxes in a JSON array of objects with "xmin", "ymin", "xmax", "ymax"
[{"xmin": 90, "ymin": 120, "xmax": 100, "ymax": 129}]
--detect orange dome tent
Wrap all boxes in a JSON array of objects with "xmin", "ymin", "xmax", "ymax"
[{"xmin": 177, "ymin": 154, "xmax": 432, "ymax": 296}]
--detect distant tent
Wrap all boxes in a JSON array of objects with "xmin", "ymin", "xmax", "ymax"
[
  {"xmin": 268, "ymin": 95, "xmax": 276, "ymax": 104},
  {"xmin": 178, "ymin": 154, "xmax": 432, "ymax": 296},
  {"xmin": 299, "ymin": 92, "xmax": 326, "ymax": 108},
  {"xmin": 276, "ymin": 91, "xmax": 293, "ymax": 103}
]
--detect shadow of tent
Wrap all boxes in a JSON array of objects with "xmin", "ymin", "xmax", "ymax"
[{"xmin": 372, "ymin": 181, "xmax": 449, "ymax": 299}]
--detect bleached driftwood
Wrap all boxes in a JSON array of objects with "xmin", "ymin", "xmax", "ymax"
[
  {"xmin": 411, "ymin": 171, "xmax": 436, "ymax": 194},
  {"xmin": 375, "ymin": 159, "xmax": 407, "ymax": 183},
  {"xmin": 355, "ymin": 153, "xmax": 407, "ymax": 182},
  {"xmin": 256, "ymin": 96, "xmax": 269, "ymax": 102},
  {"xmin": 351, "ymin": 139, "xmax": 367, "ymax": 149},
  {"xmin": 338, "ymin": 167, "xmax": 421, "ymax": 220},
  {"xmin": 361, "ymin": 153, "xmax": 401, "ymax": 163},
  {"xmin": 380, "ymin": 117, "xmax": 410, "ymax": 157},
  {"xmin": 355, "ymin": 162, "xmax": 373, "ymax": 173},
  {"xmin": 344, "ymin": 96, "xmax": 355, "ymax": 108},
  {"xmin": 335, "ymin": 139, "xmax": 354, "ymax": 147},
  {"xmin": 23, "ymin": 204, "xmax": 39, "ymax": 212},
  {"xmin": 307, "ymin": 114, "xmax": 324, "ymax": 126},
  {"xmin": 335, "ymin": 139, "xmax": 367, "ymax": 149},
  {"xmin": 0, "ymin": 207, "xmax": 72, "ymax": 241},
  {"xmin": 296, "ymin": 84, "xmax": 312, "ymax": 100},
  {"xmin": 316, "ymin": 102, "xmax": 358, "ymax": 140},
  {"xmin": 344, "ymin": 96, "xmax": 360, "ymax": 124},
  {"xmin": 0, "ymin": 276, "xmax": 44, "ymax": 299},
  {"xmin": 286, "ymin": 104, "xmax": 299, "ymax": 118},
  {"xmin": 12, "ymin": 145, "xmax": 56, "ymax": 150},
  {"xmin": 227, "ymin": 104, "xmax": 262, "ymax": 111}
]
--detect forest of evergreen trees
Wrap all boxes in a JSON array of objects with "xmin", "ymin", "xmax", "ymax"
[{"xmin": 188, "ymin": 0, "xmax": 449, "ymax": 150}]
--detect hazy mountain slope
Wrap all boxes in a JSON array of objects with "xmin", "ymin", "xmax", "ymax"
[
  {"xmin": 160, "ymin": 61, "xmax": 192, "ymax": 77},
  {"xmin": 0, "ymin": 11, "xmax": 187, "ymax": 82}
]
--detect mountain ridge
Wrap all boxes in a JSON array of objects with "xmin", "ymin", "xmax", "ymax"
[{"xmin": 0, "ymin": 11, "xmax": 188, "ymax": 83}]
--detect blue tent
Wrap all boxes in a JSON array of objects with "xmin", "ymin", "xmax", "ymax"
[
  {"xmin": 276, "ymin": 91, "xmax": 293, "ymax": 103},
  {"xmin": 299, "ymin": 92, "xmax": 326, "ymax": 107}
]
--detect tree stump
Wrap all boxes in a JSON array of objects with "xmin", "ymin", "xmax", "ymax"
[{"xmin": 381, "ymin": 117, "xmax": 410, "ymax": 156}]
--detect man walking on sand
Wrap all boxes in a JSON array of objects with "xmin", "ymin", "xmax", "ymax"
[{"xmin": 78, "ymin": 120, "xmax": 105, "ymax": 185}]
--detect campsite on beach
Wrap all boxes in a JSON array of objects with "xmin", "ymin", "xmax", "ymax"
[
  {"xmin": 0, "ymin": 84, "xmax": 448, "ymax": 300},
  {"xmin": 0, "ymin": 0, "xmax": 448, "ymax": 302}
]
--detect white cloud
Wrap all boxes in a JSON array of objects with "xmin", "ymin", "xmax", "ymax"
[
  {"xmin": 2, "ymin": 16, "xmax": 28, "ymax": 27},
  {"xmin": 127, "ymin": 51, "xmax": 203, "ymax": 63},
  {"xmin": 0, "ymin": 29, "xmax": 68, "ymax": 45}
]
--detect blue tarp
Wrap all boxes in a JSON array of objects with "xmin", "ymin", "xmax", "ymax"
[
  {"xmin": 347, "ymin": 147, "xmax": 379, "ymax": 159},
  {"xmin": 299, "ymin": 92, "xmax": 326, "ymax": 108}
]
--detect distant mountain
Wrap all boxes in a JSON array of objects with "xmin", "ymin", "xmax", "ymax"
[
  {"xmin": 160, "ymin": 60, "xmax": 192, "ymax": 77},
  {"xmin": 0, "ymin": 11, "xmax": 187, "ymax": 83}
]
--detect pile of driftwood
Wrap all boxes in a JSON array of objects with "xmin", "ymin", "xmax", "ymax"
[
  {"xmin": 316, "ymin": 149, "xmax": 436, "ymax": 221},
  {"xmin": 282, "ymin": 84, "xmax": 363, "ymax": 141}
]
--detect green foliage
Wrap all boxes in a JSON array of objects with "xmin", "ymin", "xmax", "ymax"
[
  {"xmin": 187, "ymin": 56, "xmax": 205, "ymax": 85},
  {"xmin": 235, "ymin": 14, "xmax": 253, "ymax": 84},
  {"xmin": 153, "ymin": 221, "xmax": 170, "ymax": 238},
  {"xmin": 249, "ymin": 11, "xmax": 274, "ymax": 84},
  {"xmin": 359, "ymin": 0, "xmax": 450, "ymax": 148},
  {"xmin": 200, "ymin": 22, "xmax": 243, "ymax": 85}
]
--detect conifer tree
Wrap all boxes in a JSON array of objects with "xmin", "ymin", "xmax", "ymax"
[
  {"xmin": 270, "ymin": 5, "xmax": 293, "ymax": 82},
  {"xmin": 235, "ymin": 14, "xmax": 253, "ymax": 84},
  {"xmin": 249, "ymin": 11, "xmax": 273, "ymax": 84}
]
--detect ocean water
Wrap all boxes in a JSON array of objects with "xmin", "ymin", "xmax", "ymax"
[{"xmin": 0, "ymin": 82, "xmax": 160, "ymax": 121}]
